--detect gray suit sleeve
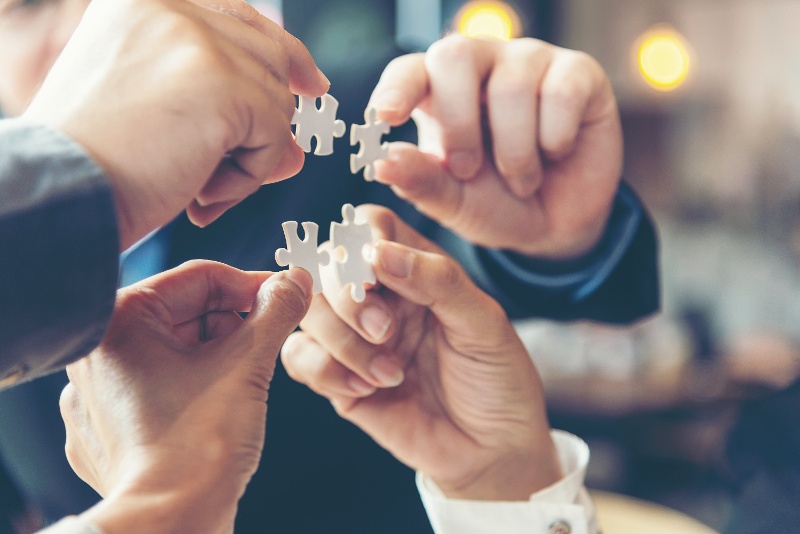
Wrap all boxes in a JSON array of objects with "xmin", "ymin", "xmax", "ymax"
[{"xmin": 0, "ymin": 119, "xmax": 119, "ymax": 387}]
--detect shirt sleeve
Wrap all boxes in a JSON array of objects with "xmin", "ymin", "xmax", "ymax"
[
  {"xmin": 0, "ymin": 118, "xmax": 119, "ymax": 387},
  {"xmin": 417, "ymin": 430, "xmax": 597, "ymax": 534},
  {"xmin": 433, "ymin": 182, "xmax": 660, "ymax": 324},
  {"xmin": 37, "ymin": 517, "xmax": 104, "ymax": 534}
]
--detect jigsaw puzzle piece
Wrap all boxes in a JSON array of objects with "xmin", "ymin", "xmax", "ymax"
[
  {"xmin": 292, "ymin": 94, "xmax": 346, "ymax": 156},
  {"xmin": 350, "ymin": 107, "xmax": 391, "ymax": 181},
  {"xmin": 330, "ymin": 204, "xmax": 376, "ymax": 303},
  {"xmin": 275, "ymin": 221, "xmax": 330, "ymax": 294}
]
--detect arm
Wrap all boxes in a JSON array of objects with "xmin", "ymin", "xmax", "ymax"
[
  {"xmin": 0, "ymin": 120, "xmax": 118, "ymax": 386},
  {"xmin": 369, "ymin": 36, "xmax": 659, "ymax": 323}
]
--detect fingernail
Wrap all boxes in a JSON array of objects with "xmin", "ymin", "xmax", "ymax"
[
  {"xmin": 448, "ymin": 150, "xmax": 479, "ymax": 180},
  {"xmin": 369, "ymin": 355, "xmax": 404, "ymax": 387},
  {"xmin": 286, "ymin": 268, "xmax": 312, "ymax": 298},
  {"xmin": 360, "ymin": 306, "xmax": 392, "ymax": 342},
  {"xmin": 379, "ymin": 243, "xmax": 413, "ymax": 279},
  {"xmin": 371, "ymin": 89, "xmax": 405, "ymax": 113},
  {"xmin": 347, "ymin": 374, "xmax": 377, "ymax": 396}
]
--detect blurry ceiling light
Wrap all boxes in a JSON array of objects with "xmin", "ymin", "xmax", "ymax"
[
  {"xmin": 456, "ymin": 1, "xmax": 521, "ymax": 41},
  {"xmin": 635, "ymin": 25, "xmax": 692, "ymax": 92}
]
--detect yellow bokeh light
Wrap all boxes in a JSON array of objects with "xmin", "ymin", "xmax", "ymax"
[
  {"xmin": 457, "ymin": 2, "xmax": 521, "ymax": 41},
  {"xmin": 636, "ymin": 26, "xmax": 692, "ymax": 91}
]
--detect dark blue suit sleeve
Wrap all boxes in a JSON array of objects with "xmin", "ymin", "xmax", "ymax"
[
  {"xmin": 431, "ymin": 182, "xmax": 660, "ymax": 323},
  {"xmin": 0, "ymin": 119, "xmax": 119, "ymax": 387}
]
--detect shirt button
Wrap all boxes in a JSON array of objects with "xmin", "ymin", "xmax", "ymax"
[{"xmin": 549, "ymin": 520, "xmax": 572, "ymax": 534}]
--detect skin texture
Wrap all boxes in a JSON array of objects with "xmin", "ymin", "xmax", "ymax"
[
  {"xmin": 282, "ymin": 205, "xmax": 562, "ymax": 501},
  {"xmin": 2, "ymin": 0, "xmax": 330, "ymax": 250},
  {"xmin": 370, "ymin": 35, "xmax": 623, "ymax": 259},
  {"xmin": 61, "ymin": 261, "xmax": 314, "ymax": 534}
]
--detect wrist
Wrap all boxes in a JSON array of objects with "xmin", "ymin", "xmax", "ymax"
[
  {"xmin": 432, "ymin": 435, "xmax": 562, "ymax": 501},
  {"xmin": 80, "ymin": 482, "xmax": 238, "ymax": 534}
]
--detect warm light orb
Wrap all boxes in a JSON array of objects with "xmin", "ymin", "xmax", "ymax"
[
  {"xmin": 457, "ymin": 2, "xmax": 521, "ymax": 41},
  {"xmin": 636, "ymin": 26, "xmax": 692, "ymax": 91}
]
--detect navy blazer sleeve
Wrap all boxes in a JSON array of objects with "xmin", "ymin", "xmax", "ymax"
[
  {"xmin": 430, "ymin": 182, "xmax": 660, "ymax": 323},
  {"xmin": 0, "ymin": 119, "xmax": 119, "ymax": 387}
]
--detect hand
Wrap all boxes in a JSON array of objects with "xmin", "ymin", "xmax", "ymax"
[
  {"xmin": 22, "ymin": 0, "xmax": 329, "ymax": 250},
  {"xmin": 60, "ymin": 261, "xmax": 313, "ymax": 534},
  {"xmin": 369, "ymin": 36, "xmax": 622, "ymax": 260},
  {"xmin": 282, "ymin": 206, "xmax": 561, "ymax": 500}
]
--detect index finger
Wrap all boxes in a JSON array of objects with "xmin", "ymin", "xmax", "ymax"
[
  {"xmin": 368, "ymin": 53, "xmax": 429, "ymax": 126},
  {"xmin": 189, "ymin": 0, "xmax": 329, "ymax": 96},
  {"xmin": 132, "ymin": 260, "xmax": 273, "ymax": 325}
]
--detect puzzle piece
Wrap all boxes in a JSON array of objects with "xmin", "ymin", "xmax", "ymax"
[
  {"xmin": 291, "ymin": 94, "xmax": 346, "ymax": 156},
  {"xmin": 350, "ymin": 107, "xmax": 390, "ymax": 181},
  {"xmin": 275, "ymin": 221, "xmax": 330, "ymax": 294},
  {"xmin": 330, "ymin": 204, "xmax": 376, "ymax": 302}
]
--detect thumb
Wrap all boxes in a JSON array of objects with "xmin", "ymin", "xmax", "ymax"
[{"xmin": 243, "ymin": 268, "xmax": 313, "ymax": 360}]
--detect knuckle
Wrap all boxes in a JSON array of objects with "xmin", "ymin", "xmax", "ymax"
[
  {"xmin": 568, "ymin": 49, "xmax": 602, "ymax": 74},
  {"xmin": 179, "ymin": 259, "xmax": 214, "ymax": 274},
  {"xmin": 382, "ymin": 53, "xmax": 422, "ymax": 79},
  {"xmin": 59, "ymin": 384, "xmax": 78, "ymax": 418},
  {"xmin": 63, "ymin": 436, "xmax": 81, "ymax": 474},
  {"xmin": 510, "ymin": 38, "xmax": 553, "ymax": 63},
  {"xmin": 489, "ymin": 71, "xmax": 531, "ymax": 103},
  {"xmin": 279, "ymin": 90, "xmax": 297, "ymax": 121},
  {"xmin": 497, "ymin": 151, "xmax": 535, "ymax": 178},
  {"xmin": 482, "ymin": 297, "xmax": 508, "ymax": 326},
  {"xmin": 359, "ymin": 205, "xmax": 397, "ymax": 241},
  {"xmin": 331, "ymin": 327, "xmax": 363, "ymax": 359},
  {"xmin": 272, "ymin": 45, "xmax": 291, "ymax": 78},
  {"xmin": 262, "ymin": 280, "xmax": 309, "ymax": 322},
  {"xmin": 426, "ymin": 34, "xmax": 477, "ymax": 66},
  {"xmin": 437, "ymin": 256, "xmax": 464, "ymax": 290},
  {"xmin": 543, "ymin": 73, "xmax": 589, "ymax": 111}
]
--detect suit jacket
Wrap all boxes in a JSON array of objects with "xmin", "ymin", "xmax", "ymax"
[{"xmin": 0, "ymin": 119, "xmax": 118, "ymax": 387}]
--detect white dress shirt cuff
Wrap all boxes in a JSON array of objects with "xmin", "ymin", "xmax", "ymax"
[{"xmin": 417, "ymin": 430, "xmax": 596, "ymax": 534}]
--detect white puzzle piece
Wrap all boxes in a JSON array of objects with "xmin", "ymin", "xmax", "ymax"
[
  {"xmin": 330, "ymin": 204, "xmax": 376, "ymax": 302},
  {"xmin": 291, "ymin": 94, "xmax": 346, "ymax": 156},
  {"xmin": 275, "ymin": 221, "xmax": 330, "ymax": 294},
  {"xmin": 350, "ymin": 107, "xmax": 390, "ymax": 181}
]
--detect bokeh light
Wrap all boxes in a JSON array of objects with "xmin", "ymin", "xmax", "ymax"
[
  {"xmin": 456, "ymin": 1, "xmax": 521, "ymax": 41},
  {"xmin": 636, "ymin": 26, "xmax": 692, "ymax": 91}
]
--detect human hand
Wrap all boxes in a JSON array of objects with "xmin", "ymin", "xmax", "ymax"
[
  {"xmin": 60, "ymin": 260, "xmax": 313, "ymax": 534},
  {"xmin": 369, "ymin": 36, "xmax": 622, "ymax": 260},
  {"xmin": 282, "ymin": 206, "xmax": 561, "ymax": 500},
  {"xmin": 22, "ymin": 0, "xmax": 329, "ymax": 250}
]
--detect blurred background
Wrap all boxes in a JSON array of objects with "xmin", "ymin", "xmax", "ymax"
[{"xmin": 2, "ymin": 0, "xmax": 800, "ymax": 531}]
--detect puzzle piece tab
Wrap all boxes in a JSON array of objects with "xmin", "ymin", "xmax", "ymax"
[
  {"xmin": 330, "ymin": 204, "xmax": 376, "ymax": 303},
  {"xmin": 350, "ymin": 108, "xmax": 390, "ymax": 181},
  {"xmin": 292, "ymin": 94, "xmax": 346, "ymax": 156},
  {"xmin": 275, "ymin": 221, "xmax": 330, "ymax": 294}
]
